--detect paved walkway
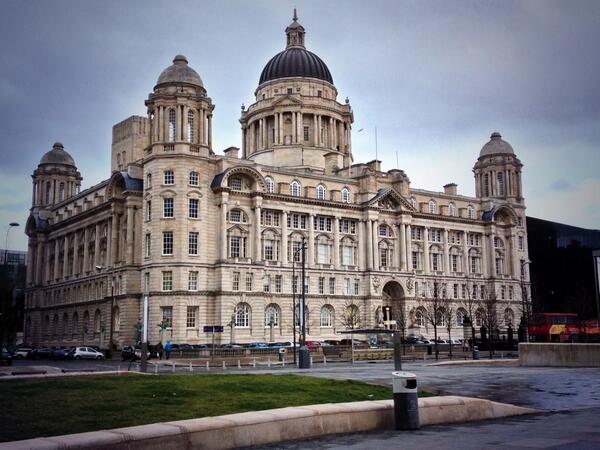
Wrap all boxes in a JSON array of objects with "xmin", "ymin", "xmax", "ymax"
[{"xmin": 253, "ymin": 407, "xmax": 600, "ymax": 449}]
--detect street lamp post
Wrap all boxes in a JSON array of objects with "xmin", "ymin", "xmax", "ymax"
[
  {"xmin": 3, "ymin": 222, "xmax": 20, "ymax": 267},
  {"xmin": 519, "ymin": 260, "xmax": 532, "ymax": 342},
  {"xmin": 298, "ymin": 237, "xmax": 310, "ymax": 369},
  {"xmin": 291, "ymin": 238, "xmax": 308, "ymax": 366},
  {"xmin": 2, "ymin": 223, "xmax": 19, "ymax": 346}
]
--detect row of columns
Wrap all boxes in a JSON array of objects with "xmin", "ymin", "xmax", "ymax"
[
  {"xmin": 476, "ymin": 168, "xmax": 521, "ymax": 198},
  {"xmin": 32, "ymin": 178, "xmax": 80, "ymax": 207},
  {"xmin": 245, "ymin": 112, "xmax": 349, "ymax": 155},
  {"xmin": 152, "ymin": 105, "xmax": 212, "ymax": 147}
]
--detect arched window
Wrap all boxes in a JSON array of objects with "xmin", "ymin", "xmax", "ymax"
[
  {"xmin": 448, "ymin": 202, "xmax": 456, "ymax": 217},
  {"xmin": 467, "ymin": 205, "xmax": 474, "ymax": 219},
  {"xmin": 168, "ymin": 109, "xmax": 176, "ymax": 142},
  {"xmin": 234, "ymin": 303, "xmax": 250, "ymax": 327},
  {"xmin": 187, "ymin": 110, "xmax": 194, "ymax": 143},
  {"xmin": 265, "ymin": 304, "xmax": 280, "ymax": 327},
  {"xmin": 265, "ymin": 176, "xmax": 274, "ymax": 193},
  {"xmin": 45, "ymin": 182, "xmax": 52, "ymax": 205},
  {"xmin": 497, "ymin": 172, "xmax": 505, "ymax": 196},
  {"xmin": 113, "ymin": 306, "xmax": 121, "ymax": 332},
  {"xmin": 456, "ymin": 308, "xmax": 467, "ymax": 325},
  {"xmin": 428, "ymin": 200, "xmax": 437, "ymax": 214},
  {"xmin": 437, "ymin": 308, "xmax": 446, "ymax": 327},
  {"xmin": 378, "ymin": 224, "xmax": 392, "ymax": 237},
  {"xmin": 290, "ymin": 180, "xmax": 301, "ymax": 197},
  {"xmin": 475, "ymin": 308, "xmax": 485, "ymax": 327},
  {"xmin": 316, "ymin": 184, "xmax": 326, "ymax": 200},
  {"xmin": 484, "ymin": 173, "xmax": 490, "ymax": 196},
  {"xmin": 415, "ymin": 308, "xmax": 425, "ymax": 327},
  {"xmin": 62, "ymin": 313, "xmax": 69, "ymax": 335},
  {"xmin": 410, "ymin": 196, "xmax": 417, "ymax": 209},
  {"xmin": 53, "ymin": 314, "xmax": 59, "ymax": 336},
  {"xmin": 146, "ymin": 173, "xmax": 152, "ymax": 189},
  {"xmin": 94, "ymin": 310, "xmax": 101, "ymax": 334},
  {"xmin": 228, "ymin": 209, "xmax": 246, "ymax": 223},
  {"xmin": 59, "ymin": 183, "xmax": 65, "ymax": 202},
  {"xmin": 504, "ymin": 308, "xmax": 514, "ymax": 326},
  {"xmin": 83, "ymin": 310, "xmax": 90, "ymax": 335},
  {"xmin": 71, "ymin": 312, "xmax": 79, "ymax": 337},
  {"xmin": 341, "ymin": 187, "xmax": 350, "ymax": 203},
  {"xmin": 320, "ymin": 305, "xmax": 334, "ymax": 327}
]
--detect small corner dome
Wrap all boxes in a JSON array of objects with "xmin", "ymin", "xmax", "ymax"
[
  {"xmin": 39, "ymin": 142, "xmax": 76, "ymax": 167},
  {"xmin": 479, "ymin": 131, "xmax": 515, "ymax": 158},
  {"xmin": 155, "ymin": 54, "xmax": 203, "ymax": 88}
]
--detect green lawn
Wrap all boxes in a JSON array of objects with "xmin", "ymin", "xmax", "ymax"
[{"xmin": 1, "ymin": 374, "xmax": 394, "ymax": 443}]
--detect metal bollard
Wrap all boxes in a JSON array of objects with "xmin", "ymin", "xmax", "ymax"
[
  {"xmin": 189, "ymin": 361, "xmax": 193, "ymax": 372},
  {"xmin": 172, "ymin": 362, "xmax": 175, "ymax": 373},
  {"xmin": 268, "ymin": 358, "xmax": 271, "ymax": 368},
  {"xmin": 392, "ymin": 371, "xmax": 419, "ymax": 430},
  {"xmin": 238, "ymin": 360, "xmax": 241, "ymax": 369},
  {"xmin": 222, "ymin": 360, "xmax": 226, "ymax": 370},
  {"xmin": 253, "ymin": 358, "xmax": 256, "ymax": 368},
  {"xmin": 323, "ymin": 355, "xmax": 327, "ymax": 365},
  {"xmin": 154, "ymin": 363, "xmax": 158, "ymax": 374},
  {"xmin": 206, "ymin": 361, "xmax": 210, "ymax": 371}
]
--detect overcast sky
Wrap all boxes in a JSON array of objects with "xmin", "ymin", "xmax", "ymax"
[{"xmin": 1, "ymin": 0, "xmax": 599, "ymax": 251}]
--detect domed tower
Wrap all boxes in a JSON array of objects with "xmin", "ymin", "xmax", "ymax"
[
  {"xmin": 474, "ymin": 132, "xmax": 524, "ymax": 207},
  {"xmin": 240, "ymin": 10, "xmax": 354, "ymax": 170},
  {"xmin": 31, "ymin": 142, "xmax": 82, "ymax": 214},
  {"xmin": 145, "ymin": 55, "xmax": 214, "ymax": 156}
]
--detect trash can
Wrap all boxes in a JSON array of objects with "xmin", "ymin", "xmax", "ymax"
[
  {"xmin": 392, "ymin": 371, "xmax": 420, "ymax": 430},
  {"xmin": 278, "ymin": 347, "xmax": 287, "ymax": 362},
  {"xmin": 473, "ymin": 346, "xmax": 479, "ymax": 360},
  {"xmin": 427, "ymin": 345, "xmax": 432, "ymax": 355}
]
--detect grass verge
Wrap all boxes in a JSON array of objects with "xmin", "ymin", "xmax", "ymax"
[{"xmin": 2, "ymin": 373, "xmax": 395, "ymax": 442}]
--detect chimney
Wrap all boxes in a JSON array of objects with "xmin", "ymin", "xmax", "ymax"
[
  {"xmin": 444, "ymin": 183, "xmax": 457, "ymax": 196},
  {"xmin": 223, "ymin": 146, "xmax": 239, "ymax": 159}
]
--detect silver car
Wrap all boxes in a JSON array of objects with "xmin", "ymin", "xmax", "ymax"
[{"xmin": 71, "ymin": 347, "xmax": 105, "ymax": 360}]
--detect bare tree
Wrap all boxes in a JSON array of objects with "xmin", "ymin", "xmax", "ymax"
[
  {"xmin": 395, "ymin": 302, "xmax": 409, "ymax": 355},
  {"xmin": 442, "ymin": 303, "xmax": 456, "ymax": 357},
  {"xmin": 460, "ymin": 274, "xmax": 481, "ymax": 350},
  {"xmin": 340, "ymin": 299, "xmax": 362, "ymax": 364},
  {"xmin": 419, "ymin": 278, "xmax": 447, "ymax": 360},
  {"xmin": 481, "ymin": 284, "xmax": 502, "ymax": 359}
]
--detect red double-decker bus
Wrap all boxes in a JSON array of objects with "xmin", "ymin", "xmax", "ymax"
[{"xmin": 528, "ymin": 313, "xmax": 600, "ymax": 342}]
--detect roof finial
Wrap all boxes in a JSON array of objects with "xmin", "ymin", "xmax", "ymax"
[{"xmin": 293, "ymin": 8, "xmax": 298, "ymax": 22}]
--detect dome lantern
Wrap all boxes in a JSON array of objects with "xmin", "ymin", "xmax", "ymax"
[{"xmin": 286, "ymin": 8, "xmax": 305, "ymax": 49}]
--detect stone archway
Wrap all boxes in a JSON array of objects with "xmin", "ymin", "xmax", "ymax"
[{"xmin": 382, "ymin": 280, "xmax": 406, "ymax": 327}]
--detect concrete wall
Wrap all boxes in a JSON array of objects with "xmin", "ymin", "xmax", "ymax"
[{"xmin": 520, "ymin": 343, "xmax": 600, "ymax": 367}]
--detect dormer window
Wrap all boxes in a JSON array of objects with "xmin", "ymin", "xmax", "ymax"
[
  {"xmin": 428, "ymin": 200, "xmax": 437, "ymax": 214},
  {"xmin": 230, "ymin": 176, "xmax": 242, "ymax": 191},
  {"xmin": 317, "ymin": 90, "xmax": 322, "ymax": 97},
  {"xmin": 316, "ymin": 184, "xmax": 326, "ymax": 200},
  {"xmin": 287, "ymin": 88, "xmax": 293, "ymax": 95},
  {"xmin": 168, "ymin": 109, "xmax": 176, "ymax": 142},
  {"xmin": 341, "ymin": 187, "xmax": 350, "ymax": 203},
  {"xmin": 290, "ymin": 180, "xmax": 301, "ymax": 197},
  {"xmin": 265, "ymin": 176, "xmax": 274, "ymax": 193}
]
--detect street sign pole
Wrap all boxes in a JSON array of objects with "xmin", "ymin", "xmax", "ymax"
[{"xmin": 140, "ymin": 294, "xmax": 149, "ymax": 372}]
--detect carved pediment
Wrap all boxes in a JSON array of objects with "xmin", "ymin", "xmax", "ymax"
[{"xmin": 366, "ymin": 187, "xmax": 415, "ymax": 212}]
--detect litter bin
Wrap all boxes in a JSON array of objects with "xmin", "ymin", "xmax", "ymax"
[
  {"xmin": 427, "ymin": 345, "xmax": 432, "ymax": 355},
  {"xmin": 392, "ymin": 371, "xmax": 419, "ymax": 430},
  {"xmin": 473, "ymin": 346, "xmax": 479, "ymax": 360},
  {"xmin": 278, "ymin": 347, "xmax": 287, "ymax": 362}
]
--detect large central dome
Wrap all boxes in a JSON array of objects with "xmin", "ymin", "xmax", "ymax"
[{"xmin": 259, "ymin": 11, "xmax": 333, "ymax": 86}]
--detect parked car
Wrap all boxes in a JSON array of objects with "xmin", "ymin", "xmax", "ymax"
[
  {"xmin": 179, "ymin": 344, "xmax": 194, "ymax": 351},
  {"xmin": 323, "ymin": 339, "xmax": 340, "ymax": 346},
  {"xmin": 305, "ymin": 340, "xmax": 321, "ymax": 350},
  {"xmin": 12, "ymin": 347, "xmax": 33, "ymax": 359},
  {"xmin": 30, "ymin": 347, "xmax": 53, "ymax": 359},
  {"xmin": 248, "ymin": 342, "xmax": 269, "ymax": 349},
  {"xmin": 0, "ymin": 347, "xmax": 12, "ymax": 366},
  {"xmin": 52, "ymin": 347, "xmax": 72, "ymax": 359},
  {"xmin": 221, "ymin": 344, "xmax": 243, "ymax": 349},
  {"xmin": 70, "ymin": 346, "xmax": 105, "ymax": 360}
]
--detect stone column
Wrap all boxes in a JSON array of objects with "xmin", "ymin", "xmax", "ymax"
[
  {"xmin": 358, "ymin": 220, "xmax": 365, "ymax": 270},
  {"xmin": 44, "ymin": 241, "xmax": 51, "ymax": 283},
  {"xmin": 35, "ymin": 240, "xmax": 44, "ymax": 284},
  {"xmin": 292, "ymin": 112, "xmax": 297, "ymax": 143},
  {"xmin": 62, "ymin": 235, "xmax": 69, "ymax": 278},
  {"xmin": 313, "ymin": 115, "xmax": 318, "ymax": 145},
  {"xmin": 423, "ymin": 227, "xmax": 430, "ymax": 273},
  {"xmin": 396, "ymin": 224, "xmax": 404, "ymax": 270},
  {"xmin": 488, "ymin": 231, "xmax": 496, "ymax": 277},
  {"xmin": 462, "ymin": 231, "xmax": 469, "ymax": 274},
  {"xmin": 175, "ymin": 105, "xmax": 182, "ymax": 141},
  {"xmin": 72, "ymin": 231, "xmax": 79, "ymax": 276},
  {"xmin": 26, "ymin": 243, "xmax": 34, "ymax": 285},
  {"xmin": 329, "ymin": 117, "xmax": 334, "ymax": 149},
  {"xmin": 82, "ymin": 227, "xmax": 90, "ymax": 273},
  {"xmin": 443, "ymin": 229, "xmax": 450, "ymax": 274},
  {"xmin": 333, "ymin": 216, "xmax": 340, "ymax": 269},
  {"xmin": 94, "ymin": 223, "xmax": 101, "ymax": 268},
  {"xmin": 54, "ymin": 239, "xmax": 60, "ymax": 280},
  {"xmin": 254, "ymin": 203, "xmax": 262, "ymax": 263},
  {"xmin": 399, "ymin": 222, "xmax": 406, "ymax": 271},
  {"xmin": 279, "ymin": 113, "xmax": 284, "ymax": 145},
  {"xmin": 510, "ymin": 231, "xmax": 518, "ymax": 277},
  {"xmin": 126, "ymin": 205, "xmax": 135, "ymax": 264},
  {"xmin": 281, "ymin": 211, "xmax": 288, "ymax": 265},
  {"xmin": 220, "ymin": 197, "xmax": 228, "ymax": 260},
  {"xmin": 297, "ymin": 112, "xmax": 303, "ymax": 143},
  {"xmin": 317, "ymin": 115, "xmax": 322, "ymax": 146},
  {"xmin": 207, "ymin": 114, "xmax": 212, "ymax": 149},
  {"xmin": 372, "ymin": 219, "xmax": 379, "ymax": 271},
  {"xmin": 366, "ymin": 219, "xmax": 373, "ymax": 270},
  {"xmin": 110, "ymin": 214, "xmax": 119, "ymax": 265},
  {"xmin": 308, "ymin": 214, "xmax": 315, "ymax": 267},
  {"xmin": 405, "ymin": 224, "xmax": 412, "ymax": 270}
]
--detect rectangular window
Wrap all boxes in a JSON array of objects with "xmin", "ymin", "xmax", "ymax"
[
  {"xmin": 290, "ymin": 241, "xmax": 303, "ymax": 262},
  {"xmin": 472, "ymin": 285, "xmax": 478, "ymax": 299},
  {"xmin": 451, "ymin": 255, "xmax": 459, "ymax": 272},
  {"xmin": 188, "ymin": 271, "xmax": 198, "ymax": 291},
  {"xmin": 264, "ymin": 239, "xmax": 274, "ymax": 261},
  {"xmin": 232, "ymin": 271, "xmax": 240, "ymax": 291},
  {"xmin": 518, "ymin": 236, "xmax": 524, "ymax": 251},
  {"xmin": 380, "ymin": 248, "xmax": 388, "ymax": 268},
  {"xmin": 453, "ymin": 283, "xmax": 458, "ymax": 299},
  {"xmin": 188, "ymin": 232, "xmax": 199, "ymax": 255},
  {"xmin": 146, "ymin": 200, "xmax": 152, "ymax": 221},
  {"xmin": 245, "ymin": 272, "xmax": 253, "ymax": 291},
  {"xmin": 162, "ymin": 231, "xmax": 173, "ymax": 255},
  {"xmin": 329, "ymin": 277, "xmax": 335, "ymax": 294},
  {"xmin": 431, "ymin": 253, "xmax": 439, "ymax": 271},
  {"xmin": 317, "ymin": 244, "xmax": 328, "ymax": 264},
  {"xmin": 186, "ymin": 306, "xmax": 197, "ymax": 328},
  {"xmin": 275, "ymin": 275, "xmax": 282, "ymax": 293},
  {"xmin": 509, "ymin": 286, "xmax": 514, "ymax": 300},
  {"xmin": 261, "ymin": 210, "xmax": 280, "ymax": 226},
  {"xmin": 230, "ymin": 236, "xmax": 240, "ymax": 258},
  {"xmin": 411, "ymin": 227, "xmax": 423, "ymax": 240},
  {"xmin": 189, "ymin": 171, "xmax": 199, "ymax": 186},
  {"xmin": 161, "ymin": 306, "xmax": 173, "ymax": 327},
  {"xmin": 303, "ymin": 126, "xmax": 309, "ymax": 141},
  {"xmin": 412, "ymin": 251, "xmax": 418, "ymax": 270},
  {"xmin": 144, "ymin": 233, "xmax": 151, "ymax": 257},
  {"xmin": 501, "ymin": 285, "xmax": 506, "ymax": 300},
  {"xmin": 163, "ymin": 198, "xmax": 174, "ymax": 218},
  {"xmin": 164, "ymin": 170, "xmax": 174, "ymax": 185},
  {"xmin": 230, "ymin": 177, "xmax": 242, "ymax": 191},
  {"xmin": 162, "ymin": 271, "xmax": 173, "ymax": 291},
  {"xmin": 343, "ymin": 278, "xmax": 351, "ymax": 295},
  {"xmin": 263, "ymin": 274, "xmax": 270, "ymax": 292},
  {"xmin": 292, "ymin": 275, "xmax": 298, "ymax": 293},
  {"xmin": 342, "ymin": 246, "xmax": 353, "ymax": 266},
  {"xmin": 318, "ymin": 277, "xmax": 325, "ymax": 294},
  {"xmin": 496, "ymin": 257, "xmax": 504, "ymax": 276},
  {"xmin": 304, "ymin": 276, "xmax": 310, "ymax": 294},
  {"xmin": 354, "ymin": 279, "xmax": 360, "ymax": 295},
  {"xmin": 188, "ymin": 198, "xmax": 199, "ymax": 218}
]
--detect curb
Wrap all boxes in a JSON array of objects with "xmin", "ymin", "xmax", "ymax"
[
  {"xmin": 428, "ymin": 359, "xmax": 520, "ymax": 366},
  {"xmin": 0, "ymin": 396, "xmax": 540, "ymax": 449}
]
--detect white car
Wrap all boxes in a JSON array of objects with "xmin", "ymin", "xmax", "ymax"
[
  {"xmin": 13, "ymin": 347, "xmax": 33, "ymax": 359},
  {"xmin": 71, "ymin": 347, "xmax": 105, "ymax": 360}
]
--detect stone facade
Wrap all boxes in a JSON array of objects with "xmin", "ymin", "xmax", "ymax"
[{"xmin": 23, "ymin": 13, "xmax": 529, "ymax": 349}]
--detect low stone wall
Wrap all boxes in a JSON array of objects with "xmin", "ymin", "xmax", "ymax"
[
  {"xmin": 520, "ymin": 343, "xmax": 600, "ymax": 367},
  {"xmin": 0, "ymin": 396, "xmax": 538, "ymax": 450}
]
